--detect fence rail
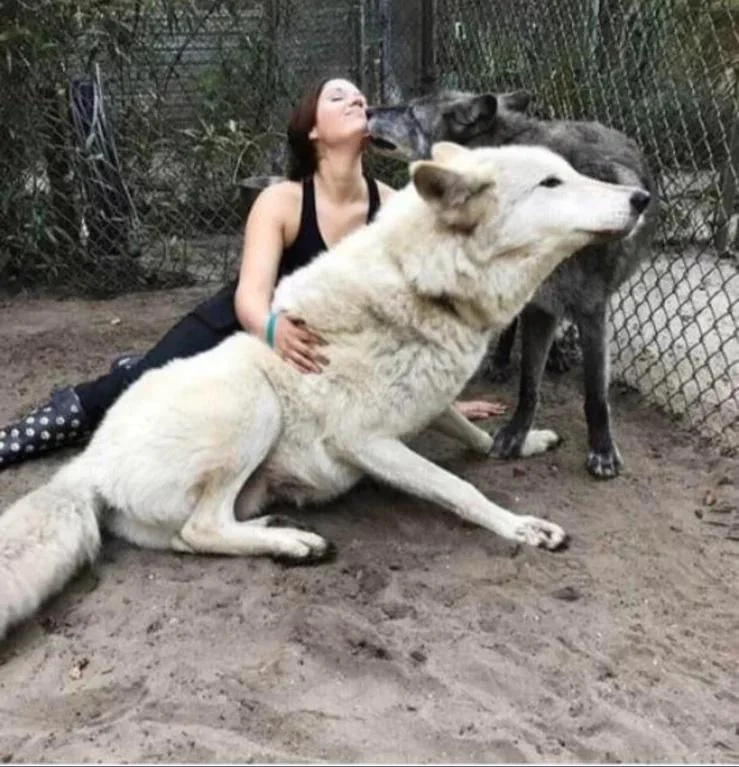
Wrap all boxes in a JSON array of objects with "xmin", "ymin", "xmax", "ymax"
[{"xmin": 1, "ymin": 0, "xmax": 737, "ymax": 447}]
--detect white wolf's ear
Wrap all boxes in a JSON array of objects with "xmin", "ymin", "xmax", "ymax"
[
  {"xmin": 411, "ymin": 160, "xmax": 475, "ymax": 207},
  {"xmin": 410, "ymin": 159, "xmax": 496, "ymax": 231},
  {"xmin": 431, "ymin": 141, "xmax": 471, "ymax": 164}
]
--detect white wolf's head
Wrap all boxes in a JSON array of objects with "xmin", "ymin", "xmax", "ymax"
[
  {"xmin": 411, "ymin": 141, "xmax": 649, "ymax": 251},
  {"xmin": 394, "ymin": 141, "xmax": 649, "ymax": 325}
]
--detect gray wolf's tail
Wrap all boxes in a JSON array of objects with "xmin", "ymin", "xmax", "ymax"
[{"xmin": 0, "ymin": 458, "xmax": 101, "ymax": 639}]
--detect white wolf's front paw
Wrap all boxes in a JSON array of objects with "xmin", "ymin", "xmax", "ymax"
[
  {"xmin": 512, "ymin": 515, "xmax": 568, "ymax": 550},
  {"xmin": 520, "ymin": 429, "xmax": 562, "ymax": 457}
]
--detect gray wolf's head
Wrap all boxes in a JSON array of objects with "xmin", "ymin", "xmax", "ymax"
[
  {"xmin": 404, "ymin": 142, "xmax": 650, "ymax": 275},
  {"xmin": 367, "ymin": 90, "xmax": 532, "ymax": 161}
]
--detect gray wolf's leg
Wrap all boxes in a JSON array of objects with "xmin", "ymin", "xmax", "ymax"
[
  {"xmin": 482, "ymin": 317, "xmax": 518, "ymax": 383},
  {"xmin": 575, "ymin": 304, "xmax": 623, "ymax": 479},
  {"xmin": 491, "ymin": 306, "xmax": 561, "ymax": 459}
]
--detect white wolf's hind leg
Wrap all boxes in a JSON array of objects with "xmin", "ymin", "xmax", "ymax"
[
  {"xmin": 172, "ymin": 518, "xmax": 329, "ymax": 561},
  {"xmin": 170, "ymin": 384, "xmax": 330, "ymax": 563}
]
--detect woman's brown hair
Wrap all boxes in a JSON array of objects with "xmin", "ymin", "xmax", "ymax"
[{"xmin": 285, "ymin": 77, "xmax": 332, "ymax": 181}]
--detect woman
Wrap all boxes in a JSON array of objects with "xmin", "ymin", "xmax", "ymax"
[{"xmin": 0, "ymin": 77, "xmax": 504, "ymax": 470}]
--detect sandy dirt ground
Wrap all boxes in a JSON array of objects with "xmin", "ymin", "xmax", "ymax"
[{"xmin": 0, "ymin": 286, "xmax": 737, "ymax": 764}]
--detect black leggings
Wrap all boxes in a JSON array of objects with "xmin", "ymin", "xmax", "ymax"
[{"xmin": 75, "ymin": 310, "xmax": 238, "ymax": 428}]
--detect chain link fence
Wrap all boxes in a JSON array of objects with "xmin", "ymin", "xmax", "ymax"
[
  {"xmin": 1, "ymin": 0, "xmax": 737, "ymax": 449},
  {"xmin": 1, "ymin": 0, "xmax": 364, "ymax": 294}
]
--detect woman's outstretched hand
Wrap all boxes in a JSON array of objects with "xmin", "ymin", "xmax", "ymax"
[{"xmin": 454, "ymin": 399, "xmax": 507, "ymax": 421}]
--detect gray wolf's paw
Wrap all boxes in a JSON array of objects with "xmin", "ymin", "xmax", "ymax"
[
  {"xmin": 586, "ymin": 446, "xmax": 623, "ymax": 479},
  {"xmin": 490, "ymin": 424, "xmax": 527, "ymax": 459},
  {"xmin": 491, "ymin": 427, "xmax": 562, "ymax": 459},
  {"xmin": 513, "ymin": 516, "xmax": 568, "ymax": 550}
]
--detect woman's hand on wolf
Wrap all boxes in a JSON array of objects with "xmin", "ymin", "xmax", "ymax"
[
  {"xmin": 454, "ymin": 399, "xmax": 507, "ymax": 421},
  {"xmin": 274, "ymin": 314, "xmax": 329, "ymax": 374}
]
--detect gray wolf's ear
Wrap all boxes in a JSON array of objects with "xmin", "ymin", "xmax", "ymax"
[
  {"xmin": 430, "ymin": 141, "xmax": 472, "ymax": 164},
  {"xmin": 501, "ymin": 89, "xmax": 533, "ymax": 113},
  {"xmin": 450, "ymin": 93, "xmax": 498, "ymax": 125}
]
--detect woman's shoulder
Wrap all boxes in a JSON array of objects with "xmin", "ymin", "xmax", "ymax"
[
  {"xmin": 248, "ymin": 179, "xmax": 304, "ymax": 228},
  {"xmin": 257, "ymin": 178, "xmax": 303, "ymax": 207}
]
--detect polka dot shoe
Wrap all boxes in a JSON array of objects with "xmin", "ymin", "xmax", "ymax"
[{"xmin": 0, "ymin": 387, "xmax": 91, "ymax": 470}]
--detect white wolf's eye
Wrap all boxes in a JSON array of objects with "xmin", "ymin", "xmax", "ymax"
[{"xmin": 539, "ymin": 176, "xmax": 563, "ymax": 188}]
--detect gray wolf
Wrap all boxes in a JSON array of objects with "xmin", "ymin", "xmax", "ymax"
[
  {"xmin": 0, "ymin": 142, "xmax": 648, "ymax": 639},
  {"xmin": 367, "ymin": 90, "xmax": 658, "ymax": 479}
]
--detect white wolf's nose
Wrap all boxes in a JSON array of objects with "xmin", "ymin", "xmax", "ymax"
[{"xmin": 630, "ymin": 190, "xmax": 651, "ymax": 214}]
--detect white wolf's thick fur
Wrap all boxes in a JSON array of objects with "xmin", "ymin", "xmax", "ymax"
[{"xmin": 0, "ymin": 143, "xmax": 645, "ymax": 639}]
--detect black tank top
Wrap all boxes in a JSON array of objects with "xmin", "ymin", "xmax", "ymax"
[
  {"xmin": 278, "ymin": 174, "xmax": 381, "ymax": 282},
  {"xmin": 194, "ymin": 174, "xmax": 382, "ymax": 332}
]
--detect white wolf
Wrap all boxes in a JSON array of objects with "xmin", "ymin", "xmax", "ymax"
[{"xmin": 0, "ymin": 142, "xmax": 649, "ymax": 639}]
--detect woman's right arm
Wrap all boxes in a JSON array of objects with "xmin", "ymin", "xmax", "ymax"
[
  {"xmin": 233, "ymin": 183, "xmax": 326, "ymax": 373},
  {"xmin": 233, "ymin": 183, "xmax": 289, "ymax": 337}
]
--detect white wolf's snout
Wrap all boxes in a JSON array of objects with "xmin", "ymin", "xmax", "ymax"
[
  {"xmin": 623, "ymin": 190, "xmax": 652, "ymax": 243},
  {"xmin": 629, "ymin": 189, "xmax": 651, "ymax": 215},
  {"xmin": 581, "ymin": 179, "xmax": 651, "ymax": 239}
]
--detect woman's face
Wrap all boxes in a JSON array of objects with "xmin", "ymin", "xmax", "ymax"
[{"xmin": 309, "ymin": 79, "xmax": 368, "ymax": 146}]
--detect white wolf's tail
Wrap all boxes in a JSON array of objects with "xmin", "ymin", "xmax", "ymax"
[{"xmin": 0, "ymin": 458, "xmax": 102, "ymax": 639}]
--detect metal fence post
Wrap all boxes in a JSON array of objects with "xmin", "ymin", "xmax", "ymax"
[
  {"xmin": 715, "ymin": 74, "xmax": 739, "ymax": 255},
  {"xmin": 420, "ymin": 0, "xmax": 436, "ymax": 94}
]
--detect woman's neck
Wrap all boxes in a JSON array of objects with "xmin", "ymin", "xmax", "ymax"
[{"xmin": 314, "ymin": 149, "xmax": 366, "ymax": 204}]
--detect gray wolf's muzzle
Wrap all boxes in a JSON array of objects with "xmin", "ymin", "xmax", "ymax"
[{"xmin": 366, "ymin": 106, "xmax": 427, "ymax": 160}]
